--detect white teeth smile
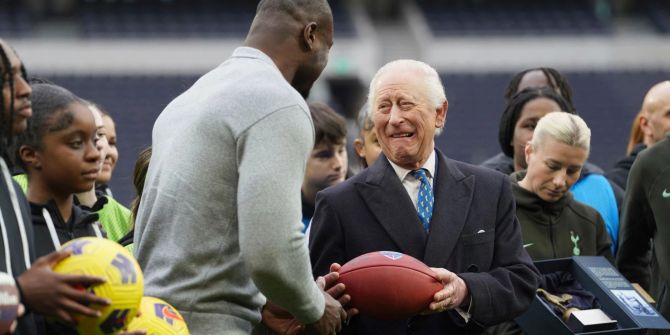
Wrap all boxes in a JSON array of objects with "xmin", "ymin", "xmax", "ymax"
[{"xmin": 392, "ymin": 133, "xmax": 412, "ymax": 138}]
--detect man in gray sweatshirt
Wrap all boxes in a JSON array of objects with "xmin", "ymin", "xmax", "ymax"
[{"xmin": 133, "ymin": 1, "xmax": 346, "ymax": 334}]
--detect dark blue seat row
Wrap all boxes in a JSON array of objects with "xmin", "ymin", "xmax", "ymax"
[
  {"xmin": 0, "ymin": 0, "xmax": 355, "ymax": 38},
  {"xmin": 416, "ymin": 0, "xmax": 611, "ymax": 36},
  {"xmin": 0, "ymin": 2, "xmax": 32, "ymax": 37},
  {"xmin": 644, "ymin": 0, "xmax": 670, "ymax": 33},
  {"xmin": 79, "ymin": 0, "xmax": 356, "ymax": 38}
]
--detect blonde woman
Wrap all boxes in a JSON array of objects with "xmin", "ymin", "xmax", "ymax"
[{"xmin": 512, "ymin": 112, "xmax": 612, "ymax": 261}]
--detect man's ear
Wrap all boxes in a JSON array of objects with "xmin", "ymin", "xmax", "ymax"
[
  {"xmin": 639, "ymin": 114, "xmax": 652, "ymax": 136},
  {"xmin": 302, "ymin": 22, "xmax": 318, "ymax": 51},
  {"xmin": 353, "ymin": 138, "xmax": 365, "ymax": 158},
  {"xmin": 435, "ymin": 100, "xmax": 448, "ymax": 128},
  {"xmin": 19, "ymin": 145, "xmax": 40, "ymax": 170}
]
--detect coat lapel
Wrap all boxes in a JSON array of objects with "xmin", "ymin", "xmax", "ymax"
[
  {"xmin": 423, "ymin": 150, "xmax": 475, "ymax": 267},
  {"xmin": 355, "ymin": 156, "xmax": 428, "ymax": 259}
]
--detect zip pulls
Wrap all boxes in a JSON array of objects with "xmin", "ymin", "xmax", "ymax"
[
  {"xmin": 0, "ymin": 209, "xmax": 13, "ymax": 276},
  {"xmin": 549, "ymin": 215, "xmax": 557, "ymax": 259},
  {"xmin": 0, "ymin": 157, "xmax": 31, "ymax": 274},
  {"xmin": 42, "ymin": 207, "xmax": 103, "ymax": 251}
]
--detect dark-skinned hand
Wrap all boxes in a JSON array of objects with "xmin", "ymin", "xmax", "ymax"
[{"xmin": 17, "ymin": 249, "xmax": 110, "ymax": 324}]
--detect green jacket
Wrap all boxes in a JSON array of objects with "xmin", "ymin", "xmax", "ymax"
[
  {"xmin": 616, "ymin": 134, "xmax": 670, "ymax": 321},
  {"xmin": 90, "ymin": 195, "xmax": 132, "ymax": 242},
  {"xmin": 511, "ymin": 171, "xmax": 613, "ymax": 263}
]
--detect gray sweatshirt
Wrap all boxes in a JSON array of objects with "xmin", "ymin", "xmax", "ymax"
[{"xmin": 133, "ymin": 47, "xmax": 324, "ymax": 334}]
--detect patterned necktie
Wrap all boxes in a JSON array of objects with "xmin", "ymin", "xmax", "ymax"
[{"xmin": 410, "ymin": 168, "xmax": 434, "ymax": 232}]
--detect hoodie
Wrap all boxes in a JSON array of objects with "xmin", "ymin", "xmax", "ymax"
[
  {"xmin": 14, "ymin": 174, "xmax": 131, "ymax": 243},
  {"xmin": 0, "ymin": 157, "xmax": 39, "ymax": 335},
  {"xmin": 29, "ymin": 200, "xmax": 104, "ymax": 335},
  {"xmin": 511, "ymin": 171, "xmax": 613, "ymax": 263},
  {"xmin": 30, "ymin": 200, "xmax": 103, "ymax": 258},
  {"xmin": 482, "ymin": 152, "xmax": 622, "ymax": 253}
]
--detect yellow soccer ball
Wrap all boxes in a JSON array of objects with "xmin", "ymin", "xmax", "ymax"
[
  {"xmin": 126, "ymin": 296, "xmax": 190, "ymax": 335},
  {"xmin": 52, "ymin": 237, "xmax": 144, "ymax": 335}
]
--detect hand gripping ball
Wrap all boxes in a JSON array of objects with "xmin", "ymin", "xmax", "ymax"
[
  {"xmin": 337, "ymin": 251, "xmax": 443, "ymax": 320},
  {"xmin": 52, "ymin": 237, "xmax": 144, "ymax": 335}
]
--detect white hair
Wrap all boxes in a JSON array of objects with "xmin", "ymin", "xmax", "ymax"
[
  {"xmin": 532, "ymin": 112, "xmax": 591, "ymax": 155},
  {"xmin": 367, "ymin": 59, "xmax": 447, "ymax": 135}
]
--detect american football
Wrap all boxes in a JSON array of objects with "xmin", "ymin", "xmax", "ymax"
[{"xmin": 337, "ymin": 251, "xmax": 443, "ymax": 320}]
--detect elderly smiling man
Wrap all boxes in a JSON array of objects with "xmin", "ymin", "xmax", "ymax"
[{"xmin": 309, "ymin": 59, "xmax": 540, "ymax": 334}]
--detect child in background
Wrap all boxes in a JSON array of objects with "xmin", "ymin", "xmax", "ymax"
[
  {"xmin": 75, "ymin": 102, "xmax": 132, "ymax": 242},
  {"xmin": 118, "ymin": 146, "xmax": 152, "ymax": 252},
  {"xmin": 129, "ymin": 146, "xmax": 152, "ymax": 223},
  {"xmin": 15, "ymin": 83, "xmax": 103, "ymax": 258},
  {"xmin": 94, "ymin": 103, "xmax": 119, "ymax": 197},
  {"xmin": 72, "ymin": 103, "xmax": 107, "ymax": 209},
  {"xmin": 301, "ymin": 102, "xmax": 348, "ymax": 232},
  {"xmin": 352, "ymin": 102, "xmax": 382, "ymax": 169}
]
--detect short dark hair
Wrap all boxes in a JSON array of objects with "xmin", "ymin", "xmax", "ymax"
[
  {"xmin": 355, "ymin": 101, "xmax": 373, "ymax": 136},
  {"xmin": 504, "ymin": 67, "xmax": 575, "ymax": 113},
  {"xmin": 309, "ymin": 102, "xmax": 347, "ymax": 147},
  {"xmin": 130, "ymin": 146, "xmax": 152, "ymax": 224},
  {"xmin": 498, "ymin": 87, "xmax": 574, "ymax": 158},
  {"xmin": 15, "ymin": 83, "xmax": 83, "ymax": 169},
  {"xmin": 251, "ymin": 0, "xmax": 332, "ymax": 45},
  {"xmin": 256, "ymin": 0, "xmax": 331, "ymax": 21},
  {"xmin": 354, "ymin": 101, "xmax": 373, "ymax": 168}
]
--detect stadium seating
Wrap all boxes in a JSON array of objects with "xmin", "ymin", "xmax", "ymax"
[
  {"xmin": 415, "ymin": 0, "xmax": 611, "ymax": 36},
  {"xmin": 0, "ymin": 1, "xmax": 32, "ymax": 37},
  {"xmin": 644, "ymin": 0, "xmax": 670, "ymax": 33},
  {"xmin": 79, "ymin": 0, "xmax": 356, "ymax": 38}
]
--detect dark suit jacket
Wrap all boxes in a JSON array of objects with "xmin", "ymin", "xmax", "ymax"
[{"xmin": 309, "ymin": 150, "xmax": 539, "ymax": 334}]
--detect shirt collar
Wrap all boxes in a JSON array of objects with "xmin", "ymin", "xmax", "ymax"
[
  {"xmin": 231, "ymin": 47, "xmax": 278, "ymax": 71},
  {"xmin": 388, "ymin": 150, "xmax": 436, "ymax": 182}
]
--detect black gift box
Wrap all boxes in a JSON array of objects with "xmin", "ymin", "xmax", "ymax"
[{"xmin": 515, "ymin": 256, "xmax": 670, "ymax": 334}]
